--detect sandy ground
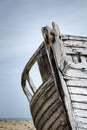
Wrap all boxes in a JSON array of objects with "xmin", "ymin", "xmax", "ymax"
[{"xmin": 0, "ymin": 120, "xmax": 36, "ymax": 130}]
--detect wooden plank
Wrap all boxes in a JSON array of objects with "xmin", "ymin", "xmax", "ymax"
[
  {"xmin": 51, "ymin": 23, "xmax": 66, "ymax": 70},
  {"xmin": 78, "ymin": 128, "xmax": 87, "ymax": 130},
  {"xmin": 64, "ymin": 69, "xmax": 87, "ymax": 79},
  {"xmin": 74, "ymin": 108, "xmax": 87, "ymax": 129},
  {"xmin": 72, "ymin": 102, "xmax": 87, "ymax": 110},
  {"xmin": 58, "ymin": 71, "xmax": 77, "ymax": 130},
  {"xmin": 70, "ymin": 94, "xmax": 87, "ymax": 103},
  {"xmin": 23, "ymin": 85, "xmax": 32, "ymax": 102},
  {"xmin": 42, "ymin": 23, "xmax": 66, "ymax": 71},
  {"xmin": 30, "ymin": 78, "xmax": 53, "ymax": 107},
  {"xmin": 27, "ymin": 74, "xmax": 37, "ymax": 93},
  {"xmin": 67, "ymin": 79, "xmax": 87, "ymax": 87},
  {"xmin": 37, "ymin": 50, "xmax": 52, "ymax": 82},
  {"xmin": 64, "ymin": 40, "xmax": 87, "ymax": 48},
  {"xmin": 65, "ymin": 46, "xmax": 87, "ymax": 55},
  {"xmin": 76, "ymin": 116, "xmax": 87, "ymax": 124},
  {"xmin": 48, "ymin": 112, "xmax": 68, "ymax": 130},
  {"xmin": 64, "ymin": 75, "xmax": 81, "ymax": 80},
  {"xmin": 35, "ymin": 99, "xmax": 61, "ymax": 127},
  {"xmin": 41, "ymin": 106, "xmax": 64, "ymax": 130},
  {"xmin": 67, "ymin": 62, "xmax": 87, "ymax": 71},
  {"xmin": 68, "ymin": 87, "xmax": 87, "ymax": 96},
  {"xmin": 79, "ymin": 123, "xmax": 87, "ymax": 129},
  {"xmin": 74, "ymin": 109, "xmax": 87, "ymax": 118},
  {"xmin": 31, "ymin": 87, "xmax": 57, "ymax": 118},
  {"xmin": 62, "ymin": 35, "xmax": 87, "ymax": 42}
]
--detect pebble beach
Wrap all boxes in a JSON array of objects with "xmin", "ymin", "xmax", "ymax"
[{"xmin": 0, "ymin": 120, "xmax": 36, "ymax": 130}]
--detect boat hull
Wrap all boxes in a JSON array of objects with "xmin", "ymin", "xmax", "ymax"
[
  {"xmin": 30, "ymin": 78, "xmax": 71, "ymax": 130},
  {"xmin": 21, "ymin": 23, "xmax": 87, "ymax": 130}
]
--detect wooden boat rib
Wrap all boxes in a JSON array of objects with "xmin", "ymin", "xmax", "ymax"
[{"xmin": 21, "ymin": 22, "xmax": 87, "ymax": 130}]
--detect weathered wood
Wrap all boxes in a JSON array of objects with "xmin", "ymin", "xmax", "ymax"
[
  {"xmin": 68, "ymin": 87, "xmax": 87, "ymax": 96},
  {"xmin": 64, "ymin": 75, "xmax": 81, "ymax": 80},
  {"xmin": 30, "ymin": 77, "xmax": 53, "ymax": 107},
  {"xmin": 33, "ymin": 91, "xmax": 58, "ymax": 119},
  {"xmin": 21, "ymin": 42, "xmax": 44, "ymax": 102},
  {"xmin": 35, "ymin": 98, "xmax": 61, "ymax": 127},
  {"xmin": 37, "ymin": 48, "xmax": 52, "ymax": 82},
  {"xmin": 72, "ymin": 55, "xmax": 78, "ymax": 64},
  {"xmin": 66, "ymin": 55, "xmax": 72, "ymax": 62},
  {"xmin": 76, "ymin": 116, "xmax": 87, "ymax": 124},
  {"xmin": 42, "ymin": 23, "xmax": 66, "ymax": 70},
  {"xmin": 72, "ymin": 102, "xmax": 87, "ymax": 110},
  {"xmin": 65, "ymin": 46, "xmax": 87, "ymax": 55},
  {"xmin": 41, "ymin": 106, "xmax": 64, "ymax": 130},
  {"xmin": 64, "ymin": 69, "xmax": 87, "ymax": 79},
  {"xmin": 52, "ymin": 23, "xmax": 66, "ymax": 71},
  {"xmin": 48, "ymin": 112, "xmax": 70, "ymax": 130},
  {"xmin": 42, "ymin": 23, "xmax": 76, "ymax": 129},
  {"xmin": 79, "ymin": 123, "xmax": 87, "ymax": 130},
  {"xmin": 31, "ymin": 82, "xmax": 56, "ymax": 119},
  {"xmin": 52, "ymin": 22, "xmax": 61, "ymax": 38},
  {"xmin": 21, "ymin": 23, "xmax": 87, "ymax": 130},
  {"xmin": 30, "ymin": 77, "xmax": 70, "ymax": 130},
  {"xmin": 30, "ymin": 77, "xmax": 54, "ymax": 105},
  {"xmin": 67, "ymin": 79, "xmax": 87, "ymax": 87},
  {"xmin": 70, "ymin": 94, "xmax": 87, "ymax": 103},
  {"xmin": 23, "ymin": 85, "xmax": 32, "ymax": 102},
  {"xmin": 58, "ymin": 71, "xmax": 77, "ymax": 129},
  {"xmin": 74, "ymin": 109, "xmax": 87, "ymax": 118},
  {"xmin": 26, "ymin": 74, "xmax": 36, "ymax": 93},
  {"xmin": 62, "ymin": 35, "xmax": 87, "ymax": 42},
  {"xmin": 68, "ymin": 62, "xmax": 87, "ymax": 71},
  {"xmin": 63, "ymin": 40, "xmax": 87, "ymax": 48},
  {"xmin": 81, "ymin": 56, "xmax": 87, "ymax": 63}
]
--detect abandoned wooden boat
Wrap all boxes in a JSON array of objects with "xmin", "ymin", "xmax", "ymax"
[{"xmin": 21, "ymin": 23, "xmax": 87, "ymax": 130}]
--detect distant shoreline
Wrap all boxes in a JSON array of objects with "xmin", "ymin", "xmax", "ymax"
[{"xmin": 0, "ymin": 118, "xmax": 32, "ymax": 121}]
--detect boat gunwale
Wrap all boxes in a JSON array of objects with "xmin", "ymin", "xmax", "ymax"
[{"xmin": 21, "ymin": 34, "xmax": 87, "ymax": 102}]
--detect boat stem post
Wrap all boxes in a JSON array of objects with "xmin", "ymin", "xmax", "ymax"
[{"xmin": 42, "ymin": 22, "xmax": 77, "ymax": 130}]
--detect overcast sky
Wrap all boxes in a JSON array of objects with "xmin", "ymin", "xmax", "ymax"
[{"xmin": 0, "ymin": 0, "xmax": 87, "ymax": 119}]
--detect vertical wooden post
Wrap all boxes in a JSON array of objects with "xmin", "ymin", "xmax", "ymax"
[
  {"xmin": 26, "ymin": 73, "xmax": 37, "ymax": 94},
  {"xmin": 23, "ymin": 85, "xmax": 32, "ymax": 102},
  {"xmin": 42, "ymin": 22, "xmax": 66, "ymax": 71},
  {"xmin": 37, "ymin": 47, "xmax": 52, "ymax": 82},
  {"xmin": 52, "ymin": 22, "xmax": 66, "ymax": 70}
]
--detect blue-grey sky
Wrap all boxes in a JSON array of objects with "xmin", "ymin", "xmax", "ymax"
[{"xmin": 0, "ymin": 0, "xmax": 87, "ymax": 119}]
